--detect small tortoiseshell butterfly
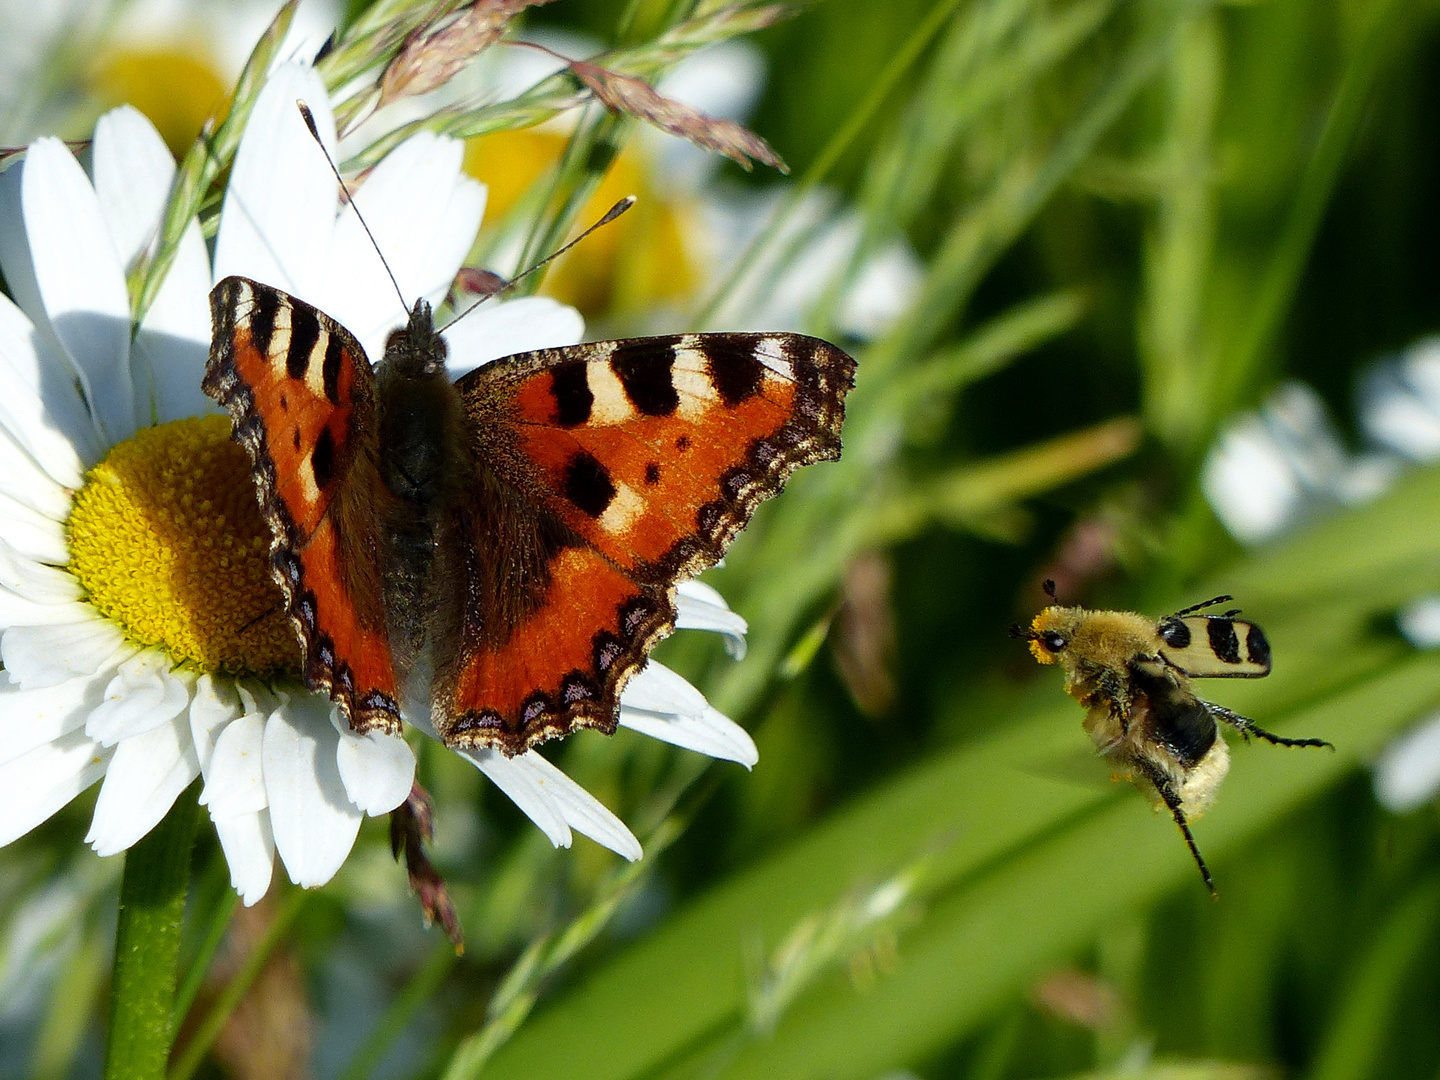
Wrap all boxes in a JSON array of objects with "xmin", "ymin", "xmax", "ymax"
[{"xmin": 203, "ymin": 278, "xmax": 854, "ymax": 755}]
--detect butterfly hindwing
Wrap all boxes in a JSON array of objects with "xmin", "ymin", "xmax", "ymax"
[
  {"xmin": 431, "ymin": 332, "xmax": 854, "ymax": 753},
  {"xmin": 205, "ymin": 276, "xmax": 403, "ymax": 733}
]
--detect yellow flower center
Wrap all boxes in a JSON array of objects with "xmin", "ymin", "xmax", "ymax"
[
  {"xmin": 67, "ymin": 416, "xmax": 299, "ymax": 676},
  {"xmin": 89, "ymin": 47, "xmax": 229, "ymax": 158}
]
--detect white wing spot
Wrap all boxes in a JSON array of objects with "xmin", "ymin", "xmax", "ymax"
[
  {"xmin": 598, "ymin": 482, "xmax": 646, "ymax": 535},
  {"xmin": 672, "ymin": 346, "xmax": 718, "ymax": 419},
  {"xmin": 587, "ymin": 348, "xmax": 634, "ymax": 424},
  {"xmin": 269, "ymin": 303, "xmax": 293, "ymax": 373},
  {"xmin": 303, "ymin": 329, "xmax": 331, "ymax": 401},
  {"xmin": 756, "ymin": 336, "xmax": 793, "ymax": 380}
]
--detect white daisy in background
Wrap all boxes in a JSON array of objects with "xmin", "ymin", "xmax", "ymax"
[
  {"xmin": 1203, "ymin": 342, "xmax": 1440, "ymax": 812},
  {"xmin": 0, "ymin": 62, "xmax": 756, "ymax": 909},
  {"xmin": 1373, "ymin": 711, "xmax": 1440, "ymax": 814},
  {"xmin": 1200, "ymin": 380, "xmax": 1397, "ymax": 545},
  {"xmin": 1354, "ymin": 335, "xmax": 1440, "ymax": 811}
]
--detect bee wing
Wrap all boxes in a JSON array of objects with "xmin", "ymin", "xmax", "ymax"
[{"xmin": 1157, "ymin": 616, "xmax": 1272, "ymax": 678}]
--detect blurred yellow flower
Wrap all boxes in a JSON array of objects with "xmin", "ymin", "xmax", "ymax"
[
  {"xmin": 464, "ymin": 128, "xmax": 697, "ymax": 318},
  {"xmin": 89, "ymin": 47, "xmax": 228, "ymax": 156}
]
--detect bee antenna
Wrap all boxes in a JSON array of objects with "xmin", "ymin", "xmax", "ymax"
[
  {"xmin": 296, "ymin": 101, "xmax": 408, "ymax": 313},
  {"xmin": 1042, "ymin": 579, "xmax": 1058, "ymax": 601}
]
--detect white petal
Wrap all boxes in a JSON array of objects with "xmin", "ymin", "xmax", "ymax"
[
  {"xmin": 86, "ymin": 708, "xmax": 201, "ymax": 856},
  {"xmin": 0, "ymin": 422, "xmax": 72, "ymax": 521},
  {"xmin": 620, "ymin": 704, "xmax": 758, "ymax": 768},
  {"xmin": 85, "ymin": 652, "xmax": 190, "ymax": 746},
  {"xmin": 202, "ymin": 712, "xmax": 268, "ymax": 816},
  {"xmin": 0, "ymin": 729, "xmax": 111, "ymax": 847},
  {"xmin": 132, "ymin": 218, "xmax": 215, "ymax": 426},
  {"xmin": 461, "ymin": 746, "xmax": 571, "ymax": 848},
  {"xmin": 212, "ymin": 64, "xmax": 337, "ymax": 301},
  {"xmin": 319, "ymin": 132, "xmax": 485, "ymax": 359},
  {"xmin": 2, "ymin": 618, "xmax": 129, "ymax": 689},
  {"xmin": 621, "ymin": 661, "xmax": 709, "ymax": 718},
  {"xmin": 213, "ymin": 810, "xmax": 276, "ymax": 906},
  {"xmin": 0, "ymin": 536, "xmax": 80, "ymax": 602},
  {"xmin": 21, "ymin": 138, "xmax": 134, "ymax": 444},
  {"xmin": 1363, "ymin": 392, "xmax": 1440, "ymax": 461},
  {"xmin": 1374, "ymin": 712, "xmax": 1440, "ymax": 813},
  {"xmin": 1201, "ymin": 417, "xmax": 1302, "ymax": 544},
  {"xmin": 1399, "ymin": 595, "xmax": 1440, "ymax": 649},
  {"xmin": 263, "ymin": 694, "xmax": 363, "ymax": 888},
  {"xmin": 838, "ymin": 241, "xmax": 924, "ymax": 341},
  {"xmin": 190, "ymin": 673, "xmax": 243, "ymax": 776},
  {"xmin": 0, "ymin": 291, "xmax": 95, "ymax": 480},
  {"xmin": 332, "ymin": 713, "xmax": 415, "ymax": 816},
  {"xmin": 92, "ymin": 105, "xmax": 175, "ymax": 270},
  {"xmin": 442, "ymin": 297, "xmax": 587, "ymax": 379},
  {"xmin": 504, "ymin": 751, "xmax": 642, "ymax": 861},
  {"xmin": 0, "ymin": 589, "xmax": 93, "ymax": 628},
  {"xmin": 0, "ymin": 488, "xmax": 69, "ymax": 564},
  {"xmin": 0, "ymin": 672, "xmax": 103, "ymax": 767},
  {"xmin": 675, "ymin": 580, "xmax": 748, "ymax": 658}
]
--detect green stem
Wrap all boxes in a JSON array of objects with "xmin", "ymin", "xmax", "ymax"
[
  {"xmin": 102, "ymin": 785, "xmax": 201, "ymax": 1080},
  {"xmin": 166, "ymin": 888, "xmax": 308, "ymax": 1080}
]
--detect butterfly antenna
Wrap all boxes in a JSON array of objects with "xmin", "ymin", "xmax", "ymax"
[
  {"xmin": 439, "ymin": 196, "xmax": 635, "ymax": 333},
  {"xmin": 296, "ymin": 100, "xmax": 409, "ymax": 313}
]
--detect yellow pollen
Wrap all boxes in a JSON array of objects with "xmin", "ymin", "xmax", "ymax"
[{"xmin": 67, "ymin": 416, "xmax": 299, "ymax": 676}]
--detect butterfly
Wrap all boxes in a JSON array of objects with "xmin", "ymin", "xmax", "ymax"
[{"xmin": 203, "ymin": 277, "xmax": 855, "ymax": 755}]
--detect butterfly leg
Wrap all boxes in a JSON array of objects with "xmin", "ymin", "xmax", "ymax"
[
  {"xmin": 390, "ymin": 782, "xmax": 463, "ymax": 948},
  {"xmin": 1204, "ymin": 702, "xmax": 1334, "ymax": 750},
  {"xmin": 1133, "ymin": 756, "xmax": 1216, "ymax": 897}
]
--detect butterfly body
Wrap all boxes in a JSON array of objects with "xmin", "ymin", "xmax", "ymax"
[{"xmin": 205, "ymin": 276, "xmax": 854, "ymax": 756}]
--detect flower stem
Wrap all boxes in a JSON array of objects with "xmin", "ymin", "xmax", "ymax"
[{"xmin": 102, "ymin": 784, "xmax": 201, "ymax": 1080}]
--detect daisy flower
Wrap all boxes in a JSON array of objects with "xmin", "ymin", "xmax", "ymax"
[
  {"xmin": 1374, "ymin": 710, "xmax": 1440, "ymax": 814},
  {"xmin": 0, "ymin": 62, "xmax": 756, "ymax": 908},
  {"xmin": 1200, "ymin": 381, "xmax": 1396, "ymax": 545}
]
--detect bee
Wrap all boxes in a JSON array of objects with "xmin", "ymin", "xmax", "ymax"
[{"xmin": 1014, "ymin": 581, "xmax": 1331, "ymax": 894}]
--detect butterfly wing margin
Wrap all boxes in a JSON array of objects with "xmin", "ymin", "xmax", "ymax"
[
  {"xmin": 431, "ymin": 332, "xmax": 853, "ymax": 755},
  {"xmin": 205, "ymin": 276, "xmax": 403, "ymax": 732}
]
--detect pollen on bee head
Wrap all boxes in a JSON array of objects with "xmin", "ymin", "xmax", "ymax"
[{"xmin": 1027, "ymin": 612, "xmax": 1059, "ymax": 665}]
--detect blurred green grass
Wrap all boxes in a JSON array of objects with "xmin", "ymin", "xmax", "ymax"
[
  {"xmin": 480, "ymin": 465, "xmax": 1440, "ymax": 1080},
  {"xmin": 6, "ymin": 0, "xmax": 1440, "ymax": 1077}
]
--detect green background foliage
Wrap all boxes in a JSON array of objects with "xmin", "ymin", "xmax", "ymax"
[{"xmin": 5, "ymin": 0, "xmax": 1440, "ymax": 1077}]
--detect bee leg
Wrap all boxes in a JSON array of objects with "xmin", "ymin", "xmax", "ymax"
[
  {"xmin": 1204, "ymin": 703, "xmax": 1334, "ymax": 750},
  {"xmin": 1081, "ymin": 661, "xmax": 1133, "ymax": 732},
  {"xmin": 1169, "ymin": 594, "xmax": 1234, "ymax": 618},
  {"xmin": 1133, "ymin": 758, "xmax": 1216, "ymax": 897}
]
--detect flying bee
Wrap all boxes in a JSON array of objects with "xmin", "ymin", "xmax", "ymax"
[{"xmin": 1014, "ymin": 581, "xmax": 1331, "ymax": 894}]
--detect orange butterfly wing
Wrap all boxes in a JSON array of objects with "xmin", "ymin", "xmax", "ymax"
[
  {"xmin": 432, "ymin": 333, "xmax": 855, "ymax": 754},
  {"xmin": 205, "ymin": 276, "xmax": 402, "ymax": 733}
]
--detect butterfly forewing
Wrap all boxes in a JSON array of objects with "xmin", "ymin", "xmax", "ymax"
[
  {"xmin": 463, "ymin": 333, "xmax": 854, "ymax": 582},
  {"xmin": 205, "ymin": 276, "xmax": 404, "ymax": 733},
  {"xmin": 430, "ymin": 332, "xmax": 854, "ymax": 754}
]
